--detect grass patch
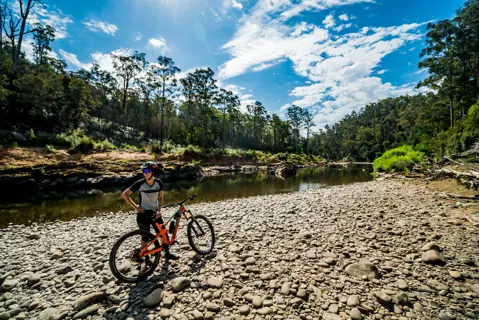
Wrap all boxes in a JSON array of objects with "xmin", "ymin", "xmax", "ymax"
[{"xmin": 373, "ymin": 145, "xmax": 425, "ymax": 173}]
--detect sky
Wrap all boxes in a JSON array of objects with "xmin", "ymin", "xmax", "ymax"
[{"xmin": 27, "ymin": 0, "xmax": 465, "ymax": 128}]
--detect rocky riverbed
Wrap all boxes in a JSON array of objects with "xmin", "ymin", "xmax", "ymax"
[{"xmin": 1, "ymin": 180, "xmax": 479, "ymax": 320}]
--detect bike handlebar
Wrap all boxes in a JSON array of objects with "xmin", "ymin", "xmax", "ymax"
[{"xmin": 162, "ymin": 193, "xmax": 197, "ymax": 209}]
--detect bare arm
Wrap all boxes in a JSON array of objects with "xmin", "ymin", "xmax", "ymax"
[
  {"xmin": 122, "ymin": 188, "xmax": 144, "ymax": 212},
  {"xmin": 155, "ymin": 190, "xmax": 164, "ymax": 218}
]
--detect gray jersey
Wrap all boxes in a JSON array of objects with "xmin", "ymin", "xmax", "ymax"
[{"xmin": 129, "ymin": 178, "xmax": 164, "ymax": 210}]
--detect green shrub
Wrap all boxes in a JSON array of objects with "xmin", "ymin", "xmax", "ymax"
[
  {"xmin": 71, "ymin": 136, "xmax": 94, "ymax": 152},
  {"xmin": 162, "ymin": 140, "xmax": 178, "ymax": 153},
  {"xmin": 94, "ymin": 138, "xmax": 116, "ymax": 151},
  {"xmin": 27, "ymin": 129, "xmax": 36, "ymax": 142},
  {"xmin": 151, "ymin": 140, "xmax": 161, "ymax": 154},
  {"xmin": 224, "ymin": 148, "xmax": 241, "ymax": 157},
  {"xmin": 45, "ymin": 144, "xmax": 56, "ymax": 153},
  {"xmin": 373, "ymin": 145, "xmax": 425, "ymax": 173},
  {"xmin": 287, "ymin": 153, "xmax": 308, "ymax": 164},
  {"xmin": 121, "ymin": 143, "xmax": 139, "ymax": 151},
  {"xmin": 184, "ymin": 144, "xmax": 202, "ymax": 154}
]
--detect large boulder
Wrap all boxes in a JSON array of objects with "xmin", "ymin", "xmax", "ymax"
[
  {"xmin": 344, "ymin": 261, "xmax": 381, "ymax": 280},
  {"xmin": 422, "ymin": 250, "xmax": 446, "ymax": 265},
  {"xmin": 73, "ymin": 292, "xmax": 107, "ymax": 311},
  {"xmin": 144, "ymin": 289, "xmax": 163, "ymax": 307},
  {"xmin": 170, "ymin": 277, "xmax": 191, "ymax": 292}
]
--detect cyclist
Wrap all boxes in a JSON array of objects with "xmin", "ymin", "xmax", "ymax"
[{"xmin": 121, "ymin": 161, "xmax": 179, "ymax": 260}]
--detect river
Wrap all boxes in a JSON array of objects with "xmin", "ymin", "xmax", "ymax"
[{"xmin": 0, "ymin": 164, "xmax": 373, "ymax": 228}]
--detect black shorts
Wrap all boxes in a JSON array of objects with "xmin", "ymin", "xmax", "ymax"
[{"xmin": 136, "ymin": 210, "xmax": 164, "ymax": 241}]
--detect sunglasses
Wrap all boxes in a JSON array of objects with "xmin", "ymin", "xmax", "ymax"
[{"xmin": 142, "ymin": 169, "xmax": 151, "ymax": 174}]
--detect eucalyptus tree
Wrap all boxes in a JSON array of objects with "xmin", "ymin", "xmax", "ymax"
[
  {"xmin": 286, "ymin": 104, "xmax": 304, "ymax": 152},
  {"xmin": 150, "ymin": 56, "xmax": 180, "ymax": 152},
  {"xmin": 31, "ymin": 23, "xmax": 55, "ymax": 65},
  {"xmin": 418, "ymin": 20, "xmax": 458, "ymax": 128},
  {"xmin": 111, "ymin": 51, "xmax": 147, "ymax": 114},
  {"xmin": 302, "ymin": 108, "xmax": 315, "ymax": 153},
  {"xmin": 187, "ymin": 68, "xmax": 218, "ymax": 146},
  {"xmin": 215, "ymin": 88, "xmax": 240, "ymax": 147}
]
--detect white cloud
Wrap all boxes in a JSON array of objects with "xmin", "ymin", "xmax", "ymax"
[
  {"xmin": 376, "ymin": 69, "xmax": 388, "ymax": 75},
  {"xmin": 334, "ymin": 23, "xmax": 352, "ymax": 32},
  {"xmin": 338, "ymin": 14, "xmax": 350, "ymax": 21},
  {"xmin": 226, "ymin": 0, "xmax": 243, "ymax": 10},
  {"xmin": 280, "ymin": 0, "xmax": 374, "ymax": 20},
  {"xmin": 148, "ymin": 37, "xmax": 169, "ymax": 52},
  {"xmin": 135, "ymin": 35, "xmax": 142, "ymax": 41},
  {"xmin": 322, "ymin": 14, "xmax": 335, "ymax": 28},
  {"xmin": 252, "ymin": 59, "xmax": 285, "ymax": 72},
  {"xmin": 219, "ymin": 22, "xmax": 328, "ymax": 79},
  {"xmin": 29, "ymin": 6, "xmax": 73, "ymax": 39},
  {"xmin": 59, "ymin": 49, "xmax": 91, "ymax": 70},
  {"xmin": 83, "ymin": 19, "xmax": 118, "ymax": 36},
  {"xmin": 219, "ymin": 0, "xmax": 427, "ymax": 127},
  {"xmin": 415, "ymin": 68, "xmax": 428, "ymax": 75}
]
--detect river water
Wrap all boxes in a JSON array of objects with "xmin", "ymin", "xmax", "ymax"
[{"xmin": 0, "ymin": 164, "xmax": 373, "ymax": 228}]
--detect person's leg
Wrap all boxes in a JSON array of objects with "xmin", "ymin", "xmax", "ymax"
[{"xmin": 137, "ymin": 211, "xmax": 153, "ymax": 249}]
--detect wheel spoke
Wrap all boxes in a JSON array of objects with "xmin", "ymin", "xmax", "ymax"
[
  {"xmin": 110, "ymin": 230, "xmax": 161, "ymax": 283},
  {"xmin": 188, "ymin": 216, "xmax": 214, "ymax": 254}
]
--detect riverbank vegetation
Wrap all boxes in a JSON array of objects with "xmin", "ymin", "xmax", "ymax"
[
  {"xmin": 373, "ymin": 145, "xmax": 425, "ymax": 173},
  {"xmin": 0, "ymin": 0, "xmax": 478, "ymax": 165}
]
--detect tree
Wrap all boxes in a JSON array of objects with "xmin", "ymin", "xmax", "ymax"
[
  {"xmin": 31, "ymin": 23, "xmax": 55, "ymax": 65},
  {"xmin": 302, "ymin": 108, "xmax": 315, "ymax": 153},
  {"xmin": 112, "ymin": 51, "xmax": 147, "ymax": 114},
  {"xmin": 0, "ymin": 0, "xmax": 7, "ymax": 51},
  {"xmin": 11, "ymin": 0, "xmax": 43, "ymax": 72},
  {"xmin": 151, "ymin": 56, "xmax": 180, "ymax": 152},
  {"xmin": 247, "ymin": 101, "xmax": 267, "ymax": 148},
  {"xmin": 418, "ymin": 20, "xmax": 458, "ymax": 128},
  {"xmin": 215, "ymin": 88, "xmax": 239, "ymax": 147},
  {"xmin": 286, "ymin": 104, "xmax": 304, "ymax": 152},
  {"xmin": 455, "ymin": 0, "xmax": 479, "ymax": 100},
  {"xmin": 187, "ymin": 68, "xmax": 217, "ymax": 147}
]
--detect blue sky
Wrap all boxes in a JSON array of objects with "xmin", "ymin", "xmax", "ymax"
[{"xmin": 31, "ymin": 0, "xmax": 464, "ymax": 127}]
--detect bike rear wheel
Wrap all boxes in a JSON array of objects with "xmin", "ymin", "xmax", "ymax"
[
  {"xmin": 187, "ymin": 215, "xmax": 215, "ymax": 255},
  {"xmin": 109, "ymin": 229, "xmax": 161, "ymax": 283}
]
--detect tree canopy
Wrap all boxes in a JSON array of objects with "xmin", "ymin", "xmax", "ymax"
[{"xmin": 0, "ymin": 0, "xmax": 478, "ymax": 161}]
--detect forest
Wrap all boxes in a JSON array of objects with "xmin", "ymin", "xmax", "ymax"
[{"xmin": 0, "ymin": 0, "xmax": 478, "ymax": 162}]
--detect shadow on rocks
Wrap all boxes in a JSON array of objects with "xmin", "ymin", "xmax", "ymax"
[
  {"xmin": 189, "ymin": 251, "xmax": 217, "ymax": 275},
  {"xmin": 104, "ymin": 259, "xmax": 172, "ymax": 320}
]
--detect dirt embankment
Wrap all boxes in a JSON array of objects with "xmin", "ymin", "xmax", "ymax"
[
  {"xmin": 0, "ymin": 148, "xmax": 318, "ymax": 196},
  {"xmin": 0, "ymin": 148, "xmax": 204, "ymax": 196}
]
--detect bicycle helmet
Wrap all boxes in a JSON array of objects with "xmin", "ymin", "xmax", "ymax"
[{"xmin": 140, "ymin": 161, "xmax": 158, "ymax": 172}]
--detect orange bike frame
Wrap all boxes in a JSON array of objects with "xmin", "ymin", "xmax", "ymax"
[{"xmin": 139, "ymin": 205, "xmax": 188, "ymax": 257}]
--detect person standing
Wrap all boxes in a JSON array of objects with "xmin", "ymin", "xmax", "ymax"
[{"xmin": 121, "ymin": 161, "xmax": 179, "ymax": 260}]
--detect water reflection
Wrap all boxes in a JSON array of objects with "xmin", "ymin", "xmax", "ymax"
[{"xmin": 0, "ymin": 164, "xmax": 372, "ymax": 228}]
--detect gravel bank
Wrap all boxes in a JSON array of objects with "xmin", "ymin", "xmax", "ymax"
[{"xmin": 1, "ymin": 180, "xmax": 478, "ymax": 320}]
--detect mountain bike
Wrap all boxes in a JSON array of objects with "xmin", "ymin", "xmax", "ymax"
[{"xmin": 109, "ymin": 193, "xmax": 215, "ymax": 283}]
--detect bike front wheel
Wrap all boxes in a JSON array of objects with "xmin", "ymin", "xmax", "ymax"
[
  {"xmin": 187, "ymin": 215, "xmax": 215, "ymax": 255},
  {"xmin": 109, "ymin": 229, "xmax": 161, "ymax": 283}
]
